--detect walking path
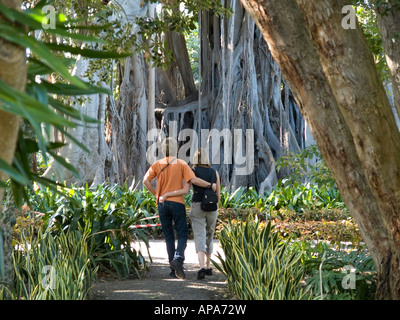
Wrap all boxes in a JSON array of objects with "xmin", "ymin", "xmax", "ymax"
[{"xmin": 90, "ymin": 240, "xmax": 231, "ymax": 300}]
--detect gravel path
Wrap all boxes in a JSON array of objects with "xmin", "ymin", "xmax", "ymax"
[{"xmin": 90, "ymin": 240, "xmax": 232, "ymax": 300}]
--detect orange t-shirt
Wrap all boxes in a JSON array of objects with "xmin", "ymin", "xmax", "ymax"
[{"xmin": 144, "ymin": 156, "xmax": 195, "ymax": 205}]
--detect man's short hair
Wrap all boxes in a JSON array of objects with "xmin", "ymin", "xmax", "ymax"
[{"xmin": 161, "ymin": 137, "xmax": 178, "ymax": 156}]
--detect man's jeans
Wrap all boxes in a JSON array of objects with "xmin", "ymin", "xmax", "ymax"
[{"xmin": 158, "ymin": 200, "xmax": 188, "ymax": 263}]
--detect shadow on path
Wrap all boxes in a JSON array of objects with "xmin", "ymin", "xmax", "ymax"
[{"xmin": 90, "ymin": 240, "xmax": 231, "ymax": 300}]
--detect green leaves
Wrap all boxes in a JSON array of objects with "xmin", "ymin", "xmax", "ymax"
[
  {"xmin": 6, "ymin": 228, "xmax": 97, "ymax": 300},
  {"xmin": 215, "ymin": 214, "xmax": 373, "ymax": 300},
  {"xmin": 0, "ymin": 1, "xmax": 129, "ymax": 202},
  {"xmin": 28, "ymin": 183, "xmax": 152, "ymax": 279},
  {"xmin": 276, "ymin": 144, "xmax": 336, "ymax": 189},
  {"xmin": 299, "ymin": 241, "xmax": 376, "ymax": 300},
  {"xmin": 352, "ymin": 1, "xmax": 389, "ymax": 82},
  {"xmin": 217, "ymin": 181, "xmax": 345, "ymax": 214},
  {"xmin": 133, "ymin": 0, "xmax": 232, "ymax": 68},
  {"xmin": 38, "ymin": 79, "xmax": 110, "ymax": 96},
  {"xmin": 0, "ymin": 79, "xmax": 74, "ymax": 128},
  {"xmin": 0, "ymin": 158, "xmax": 29, "ymax": 187},
  {"xmin": 0, "ymin": 22, "xmax": 81, "ymax": 88},
  {"xmin": 44, "ymin": 43, "xmax": 132, "ymax": 59},
  {"xmin": 214, "ymin": 216, "xmax": 308, "ymax": 300}
]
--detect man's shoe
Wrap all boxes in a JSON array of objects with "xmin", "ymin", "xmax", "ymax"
[
  {"xmin": 197, "ymin": 268, "xmax": 207, "ymax": 280},
  {"xmin": 170, "ymin": 259, "xmax": 185, "ymax": 280},
  {"xmin": 205, "ymin": 268, "xmax": 213, "ymax": 276},
  {"xmin": 169, "ymin": 269, "xmax": 178, "ymax": 279}
]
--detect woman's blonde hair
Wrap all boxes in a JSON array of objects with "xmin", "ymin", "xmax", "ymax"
[
  {"xmin": 161, "ymin": 137, "xmax": 178, "ymax": 156},
  {"xmin": 192, "ymin": 148, "xmax": 211, "ymax": 167}
]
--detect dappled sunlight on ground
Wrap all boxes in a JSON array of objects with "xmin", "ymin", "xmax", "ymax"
[{"xmin": 90, "ymin": 240, "xmax": 231, "ymax": 300}]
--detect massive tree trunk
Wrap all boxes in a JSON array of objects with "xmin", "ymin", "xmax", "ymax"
[
  {"xmin": 0, "ymin": 0, "xmax": 28, "ymax": 289},
  {"xmin": 156, "ymin": 2, "xmax": 305, "ymax": 191},
  {"xmin": 240, "ymin": 0, "xmax": 400, "ymax": 299},
  {"xmin": 165, "ymin": 30, "xmax": 197, "ymax": 98},
  {"xmin": 106, "ymin": 52, "xmax": 149, "ymax": 187},
  {"xmin": 102, "ymin": 0, "xmax": 153, "ymax": 187}
]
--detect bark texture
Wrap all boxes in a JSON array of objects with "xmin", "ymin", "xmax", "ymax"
[
  {"xmin": 106, "ymin": 53, "xmax": 149, "ymax": 187},
  {"xmin": 103, "ymin": 0, "xmax": 153, "ymax": 187},
  {"xmin": 44, "ymin": 0, "xmax": 149, "ymax": 188},
  {"xmin": 156, "ymin": 3, "xmax": 305, "ymax": 191},
  {"xmin": 240, "ymin": 0, "xmax": 400, "ymax": 299}
]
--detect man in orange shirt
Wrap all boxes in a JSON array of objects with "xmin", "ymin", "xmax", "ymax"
[{"xmin": 143, "ymin": 137, "xmax": 216, "ymax": 279}]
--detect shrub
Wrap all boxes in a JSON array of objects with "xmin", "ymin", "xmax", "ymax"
[
  {"xmin": 1, "ymin": 227, "xmax": 97, "ymax": 300},
  {"xmin": 272, "ymin": 219, "xmax": 362, "ymax": 245},
  {"xmin": 27, "ymin": 183, "xmax": 152, "ymax": 279},
  {"xmin": 292, "ymin": 241, "xmax": 376, "ymax": 300},
  {"xmin": 216, "ymin": 206, "xmax": 360, "ymax": 245},
  {"xmin": 276, "ymin": 144, "xmax": 336, "ymax": 190},
  {"xmin": 219, "ymin": 186, "xmax": 260, "ymax": 209},
  {"xmin": 264, "ymin": 181, "xmax": 345, "ymax": 212},
  {"xmin": 213, "ymin": 215, "xmax": 309, "ymax": 300},
  {"xmin": 11, "ymin": 204, "xmax": 43, "ymax": 246}
]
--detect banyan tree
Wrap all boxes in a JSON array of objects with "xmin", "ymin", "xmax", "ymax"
[{"xmin": 104, "ymin": 0, "xmax": 308, "ymax": 192}]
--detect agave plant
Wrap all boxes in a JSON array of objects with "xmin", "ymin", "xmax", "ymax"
[
  {"xmin": 213, "ymin": 215, "xmax": 309, "ymax": 300},
  {"xmin": 1, "ymin": 227, "xmax": 97, "ymax": 300}
]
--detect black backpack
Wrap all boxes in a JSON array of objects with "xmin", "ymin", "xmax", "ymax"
[{"xmin": 200, "ymin": 170, "xmax": 218, "ymax": 212}]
